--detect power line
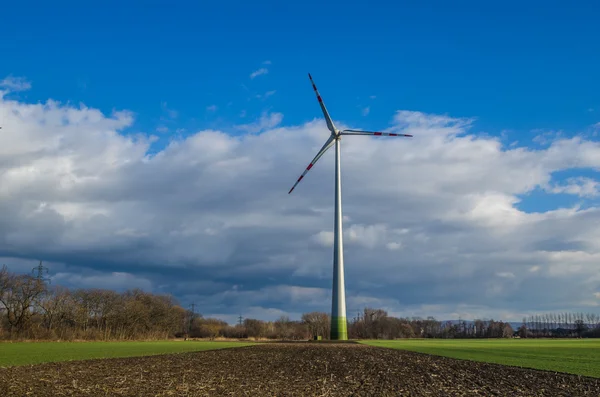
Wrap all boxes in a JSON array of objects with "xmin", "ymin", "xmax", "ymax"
[{"xmin": 31, "ymin": 260, "xmax": 50, "ymax": 284}]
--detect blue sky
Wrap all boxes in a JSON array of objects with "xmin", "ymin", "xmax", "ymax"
[
  {"xmin": 1, "ymin": 1, "xmax": 600, "ymax": 322},
  {"xmin": 3, "ymin": 1, "xmax": 599, "ymax": 137}
]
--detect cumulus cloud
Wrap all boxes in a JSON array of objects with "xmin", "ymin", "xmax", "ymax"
[{"xmin": 2, "ymin": 91, "xmax": 600, "ymax": 323}]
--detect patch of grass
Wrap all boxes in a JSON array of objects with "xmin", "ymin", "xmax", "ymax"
[
  {"xmin": 362, "ymin": 339, "xmax": 600, "ymax": 378},
  {"xmin": 0, "ymin": 340, "xmax": 255, "ymax": 367}
]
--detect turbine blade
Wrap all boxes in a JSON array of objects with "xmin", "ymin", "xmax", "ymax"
[
  {"xmin": 341, "ymin": 129, "xmax": 413, "ymax": 137},
  {"xmin": 308, "ymin": 73, "xmax": 337, "ymax": 133},
  {"xmin": 288, "ymin": 135, "xmax": 336, "ymax": 194}
]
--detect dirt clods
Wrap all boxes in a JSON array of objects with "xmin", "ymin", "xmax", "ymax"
[{"xmin": 1, "ymin": 343, "xmax": 599, "ymax": 396}]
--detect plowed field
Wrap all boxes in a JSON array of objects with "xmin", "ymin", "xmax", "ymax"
[{"xmin": 1, "ymin": 343, "xmax": 598, "ymax": 396}]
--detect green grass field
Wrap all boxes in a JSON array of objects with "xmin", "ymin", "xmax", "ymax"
[
  {"xmin": 362, "ymin": 339, "xmax": 600, "ymax": 378},
  {"xmin": 0, "ymin": 340, "xmax": 255, "ymax": 367}
]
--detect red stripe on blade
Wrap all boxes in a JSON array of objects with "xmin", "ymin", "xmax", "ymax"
[
  {"xmin": 374, "ymin": 132, "xmax": 382, "ymax": 136},
  {"xmin": 307, "ymin": 164, "xmax": 313, "ymax": 170},
  {"xmin": 389, "ymin": 133, "xmax": 398, "ymax": 136},
  {"xmin": 317, "ymin": 96, "xmax": 322, "ymax": 102}
]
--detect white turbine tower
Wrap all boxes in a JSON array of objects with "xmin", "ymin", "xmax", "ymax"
[{"xmin": 288, "ymin": 74, "xmax": 413, "ymax": 340}]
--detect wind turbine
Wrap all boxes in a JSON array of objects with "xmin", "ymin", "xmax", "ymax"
[{"xmin": 288, "ymin": 74, "xmax": 413, "ymax": 340}]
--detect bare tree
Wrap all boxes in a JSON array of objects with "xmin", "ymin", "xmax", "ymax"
[
  {"xmin": 244, "ymin": 318, "xmax": 265, "ymax": 339},
  {"xmin": 275, "ymin": 316, "xmax": 292, "ymax": 339},
  {"xmin": 200, "ymin": 318, "xmax": 227, "ymax": 339},
  {"xmin": 301, "ymin": 312, "xmax": 330, "ymax": 339},
  {"xmin": 37, "ymin": 286, "xmax": 73, "ymax": 332},
  {"xmin": 0, "ymin": 269, "xmax": 46, "ymax": 335}
]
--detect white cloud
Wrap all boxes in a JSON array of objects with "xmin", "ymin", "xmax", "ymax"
[
  {"xmin": 533, "ymin": 129, "xmax": 564, "ymax": 145},
  {"xmin": 346, "ymin": 224, "xmax": 388, "ymax": 249},
  {"xmin": 236, "ymin": 111, "xmax": 283, "ymax": 133},
  {"xmin": 386, "ymin": 242, "xmax": 402, "ymax": 251},
  {"xmin": 547, "ymin": 177, "xmax": 600, "ymax": 197},
  {"xmin": 206, "ymin": 105, "xmax": 218, "ymax": 112},
  {"xmin": 361, "ymin": 106, "xmax": 370, "ymax": 116},
  {"xmin": 311, "ymin": 231, "xmax": 334, "ymax": 247},
  {"xmin": 250, "ymin": 68, "xmax": 268, "ymax": 79},
  {"xmin": 0, "ymin": 75, "xmax": 32, "ymax": 93},
  {"xmin": 262, "ymin": 60, "xmax": 272, "ymax": 65},
  {"xmin": 2, "ymin": 91, "xmax": 600, "ymax": 322}
]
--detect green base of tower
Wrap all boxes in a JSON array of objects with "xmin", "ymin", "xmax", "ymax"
[{"xmin": 330, "ymin": 316, "xmax": 348, "ymax": 340}]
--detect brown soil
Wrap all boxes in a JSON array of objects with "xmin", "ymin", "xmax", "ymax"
[{"xmin": 1, "ymin": 343, "xmax": 599, "ymax": 396}]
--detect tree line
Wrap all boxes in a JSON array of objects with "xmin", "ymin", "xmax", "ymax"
[
  {"xmin": 518, "ymin": 313, "xmax": 600, "ymax": 338},
  {"xmin": 347, "ymin": 308, "xmax": 515, "ymax": 339},
  {"xmin": 0, "ymin": 264, "xmax": 186, "ymax": 340},
  {"xmin": 2, "ymin": 264, "xmax": 599, "ymax": 340}
]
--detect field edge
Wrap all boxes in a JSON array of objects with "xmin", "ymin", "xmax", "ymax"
[
  {"xmin": 0, "ymin": 340, "xmax": 256, "ymax": 367},
  {"xmin": 360, "ymin": 339, "xmax": 600, "ymax": 379}
]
